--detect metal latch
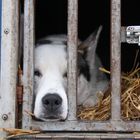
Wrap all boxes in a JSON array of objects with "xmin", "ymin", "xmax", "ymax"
[{"xmin": 126, "ymin": 26, "xmax": 140, "ymax": 46}]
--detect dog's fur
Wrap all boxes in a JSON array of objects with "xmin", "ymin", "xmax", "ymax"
[{"xmin": 34, "ymin": 26, "xmax": 108, "ymax": 121}]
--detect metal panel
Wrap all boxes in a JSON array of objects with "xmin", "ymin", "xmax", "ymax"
[
  {"xmin": 22, "ymin": 0, "xmax": 35, "ymax": 129},
  {"xmin": 110, "ymin": 0, "xmax": 121, "ymax": 121},
  {"xmin": 29, "ymin": 120, "xmax": 140, "ymax": 131},
  {"xmin": 0, "ymin": 0, "xmax": 19, "ymax": 128},
  {"xmin": 67, "ymin": 0, "xmax": 78, "ymax": 121}
]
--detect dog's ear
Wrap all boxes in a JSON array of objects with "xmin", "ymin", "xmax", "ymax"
[
  {"xmin": 77, "ymin": 26, "xmax": 102, "ymax": 81},
  {"xmin": 78, "ymin": 25, "xmax": 102, "ymax": 55},
  {"xmin": 78, "ymin": 26, "xmax": 102, "ymax": 69}
]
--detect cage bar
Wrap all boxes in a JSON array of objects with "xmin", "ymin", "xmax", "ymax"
[
  {"xmin": 0, "ymin": 0, "xmax": 19, "ymax": 128},
  {"xmin": 111, "ymin": 0, "xmax": 121, "ymax": 121},
  {"xmin": 67, "ymin": 0, "xmax": 78, "ymax": 121},
  {"xmin": 22, "ymin": 0, "xmax": 35, "ymax": 129}
]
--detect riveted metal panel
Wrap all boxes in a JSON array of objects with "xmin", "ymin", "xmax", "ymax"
[{"xmin": 0, "ymin": 0, "xmax": 19, "ymax": 128}]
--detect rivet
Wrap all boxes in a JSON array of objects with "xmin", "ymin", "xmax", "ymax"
[
  {"xmin": 4, "ymin": 28, "xmax": 10, "ymax": 34},
  {"xmin": 2, "ymin": 114, "xmax": 8, "ymax": 120}
]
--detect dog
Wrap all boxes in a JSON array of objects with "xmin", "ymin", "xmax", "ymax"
[{"xmin": 34, "ymin": 26, "xmax": 108, "ymax": 121}]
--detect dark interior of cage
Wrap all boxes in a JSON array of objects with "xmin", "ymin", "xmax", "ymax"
[{"xmin": 18, "ymin": 0, "xmax": 140, "ymax": 124}]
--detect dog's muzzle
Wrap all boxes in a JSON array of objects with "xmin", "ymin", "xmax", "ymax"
[
  {"xmin": 42, "ymin": 93, "xmax": 62, "ymax": 112},
  {"xmin": 40, "ymin": 93, "xmax": 63, "ymax": 120}
]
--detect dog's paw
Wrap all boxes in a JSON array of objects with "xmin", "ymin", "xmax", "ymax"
[
  {"xmin": 82, "ymin": 96, "xmax": 98, "ymax": 107},
  {"xmin": 82, "ymin": 92, "xmax": 103, "ymax": 107}
]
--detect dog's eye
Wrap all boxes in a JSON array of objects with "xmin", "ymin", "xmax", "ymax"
[
  {"xmin": 63, "ymin": 72, "xmax": 67, "ymax": 78},
  {"xmin": 34, "ymin": 70, "xmax": 42, "ymax": 77}
]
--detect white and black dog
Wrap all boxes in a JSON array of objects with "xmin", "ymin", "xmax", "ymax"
[{"xmin": 34, "ymin": 26, "xmax": 108, "ymax": 121}]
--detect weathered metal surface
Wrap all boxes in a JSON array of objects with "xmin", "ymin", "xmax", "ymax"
[
  {"xmin": 11, "ymin": 132, "xmax": 140, "ymax": 139},
  {"xmin": 67, "ymin": 0, "xmax": 78, "ymax": 121},
  {"xmin": 111, "ymin": 0, "xmax": 121, "ymax": 121},
  {"xmin": 22, "ymin": 0, "xmax": 35, "ymax": 129},
  {"xmin": 29, "ymin": 120, "xmax": 140, "ymax": 131},
  {"xmin": 0, "ymin": 0, "xmax": 19, "ymax": 128}
]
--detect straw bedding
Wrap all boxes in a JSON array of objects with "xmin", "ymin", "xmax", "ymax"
[{"xmin": 77, "ymin": 68, "xmax": 140, "ymax": 121}]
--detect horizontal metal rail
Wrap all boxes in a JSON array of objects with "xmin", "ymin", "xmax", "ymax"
[
  {"xmin": 28, "ymin": 120, "xmax": 140, "ymax": 131},
  {"xmin": 11, "ymin": 132, "xmax": 140, "ymax": 139}
]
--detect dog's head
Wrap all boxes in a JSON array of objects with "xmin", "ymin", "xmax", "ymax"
[{"xmin": 34, "ymin": 27, "xmax": 102, "ymax": 121}]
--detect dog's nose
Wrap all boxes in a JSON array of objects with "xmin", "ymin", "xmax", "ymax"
[{"xmin": 42, "ymin": 94, "xmax": 62, "ymax": 110}]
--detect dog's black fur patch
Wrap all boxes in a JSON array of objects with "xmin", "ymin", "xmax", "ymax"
[
  {"xmin": 62, "ymin": 41, "xmax": 67, "ymax": 45},
  {"xmin": 78, "ymin": 53, "xmax": 90, "ymax": 81},
  {"xmin": 36, "ymin": 39, "xmax": 67, "ymax": 46}
]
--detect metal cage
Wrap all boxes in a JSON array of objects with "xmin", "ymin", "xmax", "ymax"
[{"xmin": 1, "ymin": 0, "xmax": 140, "ymax": 139}]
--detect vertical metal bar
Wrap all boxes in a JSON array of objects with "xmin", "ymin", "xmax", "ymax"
[
  {"xmin": 0, "ymin": 0, "xmax": 19, "ymax": 128},
  {"xmin": 22, "ymin": 0, "xmax": 35, "ymax": 129},
  {"xmin": 67, "ymin": 0, "xmax": 78, "ymax": 120},
  {"xmin": 111, "ymin": 0, "xmax": 121, "ymax": 120},
  {"xmin": 0, "ymin": 0, "xmax": 1, "ymax": 64}
]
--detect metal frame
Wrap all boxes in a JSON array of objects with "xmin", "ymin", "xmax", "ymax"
[
  {"xmin": 21, "ymin": 0, "xmax": 140, "ymax": 132},
  {"xmin": 0, "ymin": 0, "xmax": 140, "ymax": 138},
  {"xmin": 0, "ymin": 0, "xmax": 19, "ymax": 128}
]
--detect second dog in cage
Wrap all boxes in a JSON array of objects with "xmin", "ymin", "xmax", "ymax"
[{"xmin": 34, "ymin": 26, "xmax": 109, "ymax": 121}]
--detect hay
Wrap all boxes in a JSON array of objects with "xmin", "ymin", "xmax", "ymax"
[
  {"xmin": 0, "ymin": 128, "xmax": 40, "ymax": 138},
  {"xmin": 77, "ymin": 67, "xmax": 140, "ymax": 121},
  {"xmin": 121, "ymin": 68, "xmax": 140, "ymax": 120}
]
